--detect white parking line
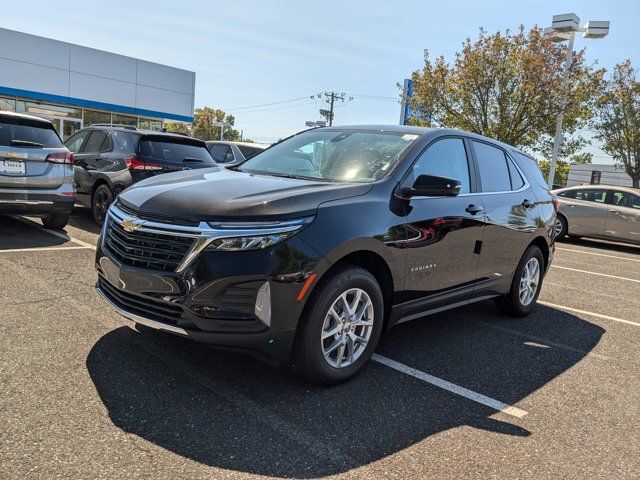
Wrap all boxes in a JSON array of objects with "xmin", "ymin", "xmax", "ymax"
[
  {"xmin": 0, "ymin": 246, "xmax": 92, "ymax": 253},
  {"xmin": 13, "ymin": 216, "xmax": 97, "ymax": 250},
  {"xmin": 551, "ymin": 265, "xmax": 640, "ymax": 284},
  {"xmin": 538, "ymin": 301, "xmax": 640, "ymax": 327},
  {"xmin": 556, "ymin": 247, "xmax": 640, "ymax": 263},
  {"xmin": 372, "ymin": 354, "xmax": 528, "ymax": 418}
]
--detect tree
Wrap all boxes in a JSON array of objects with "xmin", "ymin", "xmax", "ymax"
[
  {"xmin": 408, "ymin": 26, "xmax": 605, "ymax": 159},
  {"xmin": 591, "ymin": 60, "xmax": 640, "ymax": 188},
  {"xmin": 165, "ymin": 106, "xmax": 242, "ymax": 141},
  {"xmin": 538, "ymin": 159, "xmax": 570, "ymax": 187}
]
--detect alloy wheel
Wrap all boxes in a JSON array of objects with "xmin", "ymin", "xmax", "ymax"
[
  {"xmin": 321, "ymin": 288, "xmax": 374, "ymax": 368},
  {"xmin": 519, "ymin": 257, "xmax": 540, "ymax": 306},
  {"xmin": 555, "ymin": 218, "xmax": 563, "ymax": 238},
  {"xmin": 94, "ymin": 190, "xmax": 111, "ymax": 223}
]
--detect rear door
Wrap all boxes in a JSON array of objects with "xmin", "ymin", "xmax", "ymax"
[
  {"xmin": 470, "ymin": 140, "xmax": 540, "ymax": 297},
  {"xmin": 72, "ymin": 130, "xmax": 109, "ymax": 194},
  {"xmin": 560, "ymin": 188, "xmax": 608, "ymax": 238},
  {"xmin": 139, "ymin": 135, "xmax": 215, "ymax": 172},
  {"xmin": 604, "ymin": 190, "xmax": 640, "ymax": 244},
  {"xmin": 0, "ymin": 115, "xmax": 67, "ymax": 189}
]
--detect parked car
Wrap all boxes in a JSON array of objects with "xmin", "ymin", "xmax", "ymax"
[
  {"xmin": 552, "ymin": 185, "xmax": 640, "ymax": 245},
  {"xmin": 206, "ymin": 141, "xmax": 269, "ymax": 165},
  {"xmin": 95, "ymin": 125, "xmax": 555, "ymax": 384},
  {"xmin": 64, "ymin": 125, "xmax": 216, "ymax": 225},
  {"xmin": 0, "ymin": 111, "xmax": 74, "ymax": 229}
]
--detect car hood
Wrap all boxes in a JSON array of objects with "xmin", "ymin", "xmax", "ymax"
[{"xmin": 117, "ymin": 166, "xmax": 373, "ymax": 222}]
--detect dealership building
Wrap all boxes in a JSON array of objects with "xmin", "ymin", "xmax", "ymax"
[{"xmin": 0, "ymin": 27, "xmax": 195, "ymax": 140}]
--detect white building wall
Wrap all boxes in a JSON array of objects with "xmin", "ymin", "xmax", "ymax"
[
  {"xmin": 567, "ymin": 163, "xmax": 633, "ymax": 187},
  {"xmin": 0, "ymin": 28, "xmax": 195, "ymax": 121}
]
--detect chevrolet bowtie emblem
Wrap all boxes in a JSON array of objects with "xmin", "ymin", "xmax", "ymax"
[{"xmin": 121, "ymin": 219, "xmax": 144, "ymax": 232}]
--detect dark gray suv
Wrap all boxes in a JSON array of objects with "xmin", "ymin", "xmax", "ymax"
[{"xmin": 0, "ymin": 111, "xmax": 74, "ymax": 229}]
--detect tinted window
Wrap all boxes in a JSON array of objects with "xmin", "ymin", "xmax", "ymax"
[
  {"xmin": 557, "ymin": 190, "xmax": 575, "ymax": 198},
  {"xmin": 0, "ymin": 117, "xmax": 63, "ymax": 148},
  {"xmin": 238, "ymin": 145, "xmax": 263, "ymax": 159},
  {"xmin": 507, "ymin": 157, "xmax": 525, "ymax": 189},
  {"xmin": 208, "ymin": 144, "xmax": 231, "ymax": 162},
  {"xmin": 100, "ymin": 133, "xmax": 113, "ymax": 152},
  {"xmin": 83, "ymin": 130, "xmax": 108, "ymax": 153},
  {"xmin": 412, "ymin": 138, "xmax": 470, "ymax": 194},
  {"xmin": 573, "ymin": 189, "xmax": 606, "ymax": 203},
  {"xmin": 513, "ymin": 151, "xmax": 548, "ymax": 190},
  {"xmin": 139, "ymin": 138, "xmax": 214, "ymax": 165},
  {"xmin": 609, "ymin": 191, "xmax": 640, "ymax": 209},
  {"xmin": 473, "ymin": 141, "xmax": 511, "ymax": 192},
  {"xmin": 64, "ymin": 130, "xmax": 90, "ymax": 153},
  {"xmin": 112, "ymin": 131, "xmax": 138, "ymax": 154}
]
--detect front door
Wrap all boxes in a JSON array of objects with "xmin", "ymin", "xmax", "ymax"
[
  {"xmin": 562, "ymin": 188, "xmax": 609, "ymax": 238},
  {"xmin": 604, "ymin": 190, "xmax": 640, "ymax": 244},
  {"xmin": 399, "ymin": 137, "xmax": 485, "ymax": 319}
]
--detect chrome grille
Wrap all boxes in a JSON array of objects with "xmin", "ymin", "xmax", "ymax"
[{"xmin": 104, "ymin": 216, "xmax": 195, "ymax": 272}]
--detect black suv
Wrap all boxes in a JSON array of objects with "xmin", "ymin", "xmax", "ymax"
[
  {"xmin": 95, "ymin": 125, "xmax": 555, "ymax": 385},
  {"xmin": 64, "ymin": 125, "xmax": 215, "ymax": 224}
]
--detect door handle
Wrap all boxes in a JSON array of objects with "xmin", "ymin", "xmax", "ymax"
[
  {"xmin": 609, "ymin": 210, "xmax": 621, "ymax": 215},
  {"xmin": 465, "ymin": 204, "xmax": 484, "ymax": 215},
  {"xmin": 522, "ymin": 199, "xmax": 533, "ymax": 208}
]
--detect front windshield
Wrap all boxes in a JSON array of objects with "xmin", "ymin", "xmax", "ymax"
[{"xmin": 238, "ymin": 129, "xmax": 419, "ymax": 183}]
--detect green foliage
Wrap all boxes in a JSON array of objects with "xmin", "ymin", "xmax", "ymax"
[
  {"xmin": 538, "ymin": 159, "xmax": 569, "ymax": 187},
  {"xmin": 165, "ymin": 106, "xmax": 242, "ymax": 141},
  {"xmin": 408, "ymin": 26, "xmax": 605, "ymax": 160},
  {"xmin": 591, "ymin": 60, "xmax": 640, "ymax": 188}
]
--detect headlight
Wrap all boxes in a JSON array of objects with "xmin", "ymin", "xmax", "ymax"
[{"xmin": 205, "ymin": 216, "xmax": 314, "ymax": 251}]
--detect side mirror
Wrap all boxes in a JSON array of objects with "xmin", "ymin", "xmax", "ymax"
[{"xmin": 402, "ymin": 174, "xmax": 462, "ymax": 198}]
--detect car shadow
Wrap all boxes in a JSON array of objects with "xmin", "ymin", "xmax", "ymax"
[
  {"xmin": 68, "ymin": 205, "xmax": 102, "ymax": 235},
  {"xmin": 559, "ymin": 236, "xmax": 640, "ymax": 255},
  {"xmin": 86, "ymin": 302, "xmax": 604, "ymax": 478},
  {"xmin": 0, "ymin": 215, "xmax": 68, "ymax": 249}
]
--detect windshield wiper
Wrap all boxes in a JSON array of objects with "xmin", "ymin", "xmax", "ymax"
[{"xmin": 11, "ymin": 139, "xmax": 44, "ymax": 148}]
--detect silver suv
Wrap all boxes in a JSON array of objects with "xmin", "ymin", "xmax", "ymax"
[{"xmin": 0, "ymin": 111, "xmax": 75, "ymax": 229}]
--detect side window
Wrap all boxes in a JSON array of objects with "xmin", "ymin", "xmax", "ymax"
[
  {"xmin": 557, "ymin": 190, "xmax": 575, "ymax": 198},
  {"xmin": 573, "ymin": 189, "xmax": 606, "ymax": 203},
  {"xmin": 472, "ymin": 141, "xmax": 511, "ymax": 192},
  {"xmin": 513, "ymin": 151, "xmax": 548, "ymax": 190},
  {"xmin": 412, "ymin": 138, "xmax": 471, "ymax": 194},
  {"xmin": 225, "ymin": 148, "xmax": 235, "ymax": 163},
  {"xmin": 83, "ymin": 130, "xmax": 108, "ymax": 153},
  {"xmin": 64, "ymin": 130, "xmax": 90, "ymax": 153},
  {"xmin": 609, "ymin": 191, "xmax": 640, "ymax": 209},
  {"xmin": 208, "ymin": 144, "xmax": 231, "ymax": 163}
]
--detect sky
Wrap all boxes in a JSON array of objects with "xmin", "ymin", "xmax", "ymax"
[{"xmin": 3, "ymin": 0, "xmax": 640, "ymax": 162}]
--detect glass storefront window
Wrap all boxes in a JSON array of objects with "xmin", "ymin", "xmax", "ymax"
[
  {"xmin": 0, "ymin": 97, "xmax": 16, "ymax": 111},
  {"xmin": 84, "ymin": 109, "xmax": 111, "ymax": 127},
  {"xmin": 112, "ymin": 114, "xmax": 137, "ymax": 127},
  {"xmin": 138, "ymin": 118, "xmax": 163, "ymax": 131},
  {"xmin": 19, "ymin": 100, "xmax": 82, "ymax": 119}
]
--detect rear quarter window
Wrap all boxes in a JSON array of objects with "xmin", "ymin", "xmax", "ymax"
[
  {"xmin": 0, "ymin": 117, "xmax": 63, "ymax": 148},
  {"xmin": 238, "ymin": 145, "xmax": 263, "ymax": 159},
  {"xmin": 513, "ymin": 151, "xmax": 548, "ymax": 190}
]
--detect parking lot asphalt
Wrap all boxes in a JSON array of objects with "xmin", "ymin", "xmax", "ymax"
[{"xmin": 1, "ymin": 208, "xmax": 639, "ymax": 479}]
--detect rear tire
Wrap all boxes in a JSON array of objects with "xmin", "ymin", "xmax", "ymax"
[
  {"xmin": 289, "ymin": 265, "xmax": 384, "ymax": 385},
  {"xmin": 92, "ymin": 184, "xmax": 113, "ymax": 226},
  {"xmin": 495, "ymin": 245, "xmax": 544, "ymax": 317},
  {"xmin": 555, "ymin": 215, "xmax": 567, "ymax": 240},
  {"xmin": 42, "ymin": 212, "xmax": 70, "ymax": 230}
]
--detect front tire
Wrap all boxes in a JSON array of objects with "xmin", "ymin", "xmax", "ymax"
[
  {"xmin": 92, "ymin": 184, "xmax": 113, "ymax": 226},
  {"xmin": 495, "ymin": 245, "xmax": 544, "ymax": 317},
  {"xmin": 555, "ymin": 215, "xmax": 567, "ymax": 240},
  {"xmin": 289, "ymin": 265, "xmax": 384, "ymax": 385}
]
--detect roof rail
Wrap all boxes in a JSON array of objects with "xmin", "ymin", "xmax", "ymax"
[{"xmin": 90, "ymin": 123, "xmax": 138, "ymax": 130}]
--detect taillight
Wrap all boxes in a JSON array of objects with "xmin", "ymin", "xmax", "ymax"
[
  {"xmin": 125, "ymin": 156, "xmax": 162, "ymax": 171},
  {"xmin": 552, "ymin": 196, "xmax": 559, "ymax": 212},
  {"xmin": 46, "ymin": 152, "xmax": 74, "ymax": 165}
]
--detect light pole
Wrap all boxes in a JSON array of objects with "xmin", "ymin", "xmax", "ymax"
[
  {"xmin": 544, "ymin": 13, "xmax": 609, "ymax": 189},
  {"xmin": 214, "ymin": 120, "xmax": 231, "ymax": 140}
]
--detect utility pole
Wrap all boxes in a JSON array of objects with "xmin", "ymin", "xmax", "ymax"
[{"xmin": 320, "ymin": 92, "xmax": 349, "ymax": 126}]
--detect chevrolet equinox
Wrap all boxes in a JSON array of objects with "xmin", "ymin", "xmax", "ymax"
[{"xmin": 95, "ymin": 125, "xmax": 555, "ymax": 385}]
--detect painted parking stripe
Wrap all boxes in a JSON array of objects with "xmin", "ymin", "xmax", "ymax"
[
  {"xmin": 538, "ymin": 301, "xmax": 640, "ymax": 327},
  {"xmin": 0, "ymin": 245, "xmax": 92, "ymax": 253},
  {"xmin": 551, "ymin": 265, "xmax": 640, "ymax": 284},
  {"xmin": 556, "ymin": 247, "xmax": 640, "ymax": 263},
  {"xmin": 372, "ymin": 354, "xmax": 528, "ymax": 418},
  {"xmin": 13, "ymin": 216, "xmax": 97, "ymax": 250}
]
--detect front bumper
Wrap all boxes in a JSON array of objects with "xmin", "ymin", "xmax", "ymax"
[
  {"xmin": 95, "ymin": 206, "xmax": 327, "ymax": 363},
  {"xmin": 0, "ymin": 183, "xmax": 75, "ymax": 216}
]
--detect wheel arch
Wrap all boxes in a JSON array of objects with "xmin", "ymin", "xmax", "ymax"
[{"xmin": 527, "ymin": 235, "xmax": 550, "ymax": 271}]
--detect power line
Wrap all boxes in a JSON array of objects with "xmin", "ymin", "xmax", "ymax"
[{"xmin": 223, "ymin": 94, "xmax": 322, "ymax": 111}]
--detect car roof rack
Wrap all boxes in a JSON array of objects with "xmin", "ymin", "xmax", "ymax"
[{"xmin": 90, "ymin": 123, "xmax": 138, "ymax": 130}]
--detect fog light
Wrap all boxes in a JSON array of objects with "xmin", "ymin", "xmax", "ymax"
[{"xmin": 255, "ymin": 281, "xmax": 271, "ymax": 327}]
